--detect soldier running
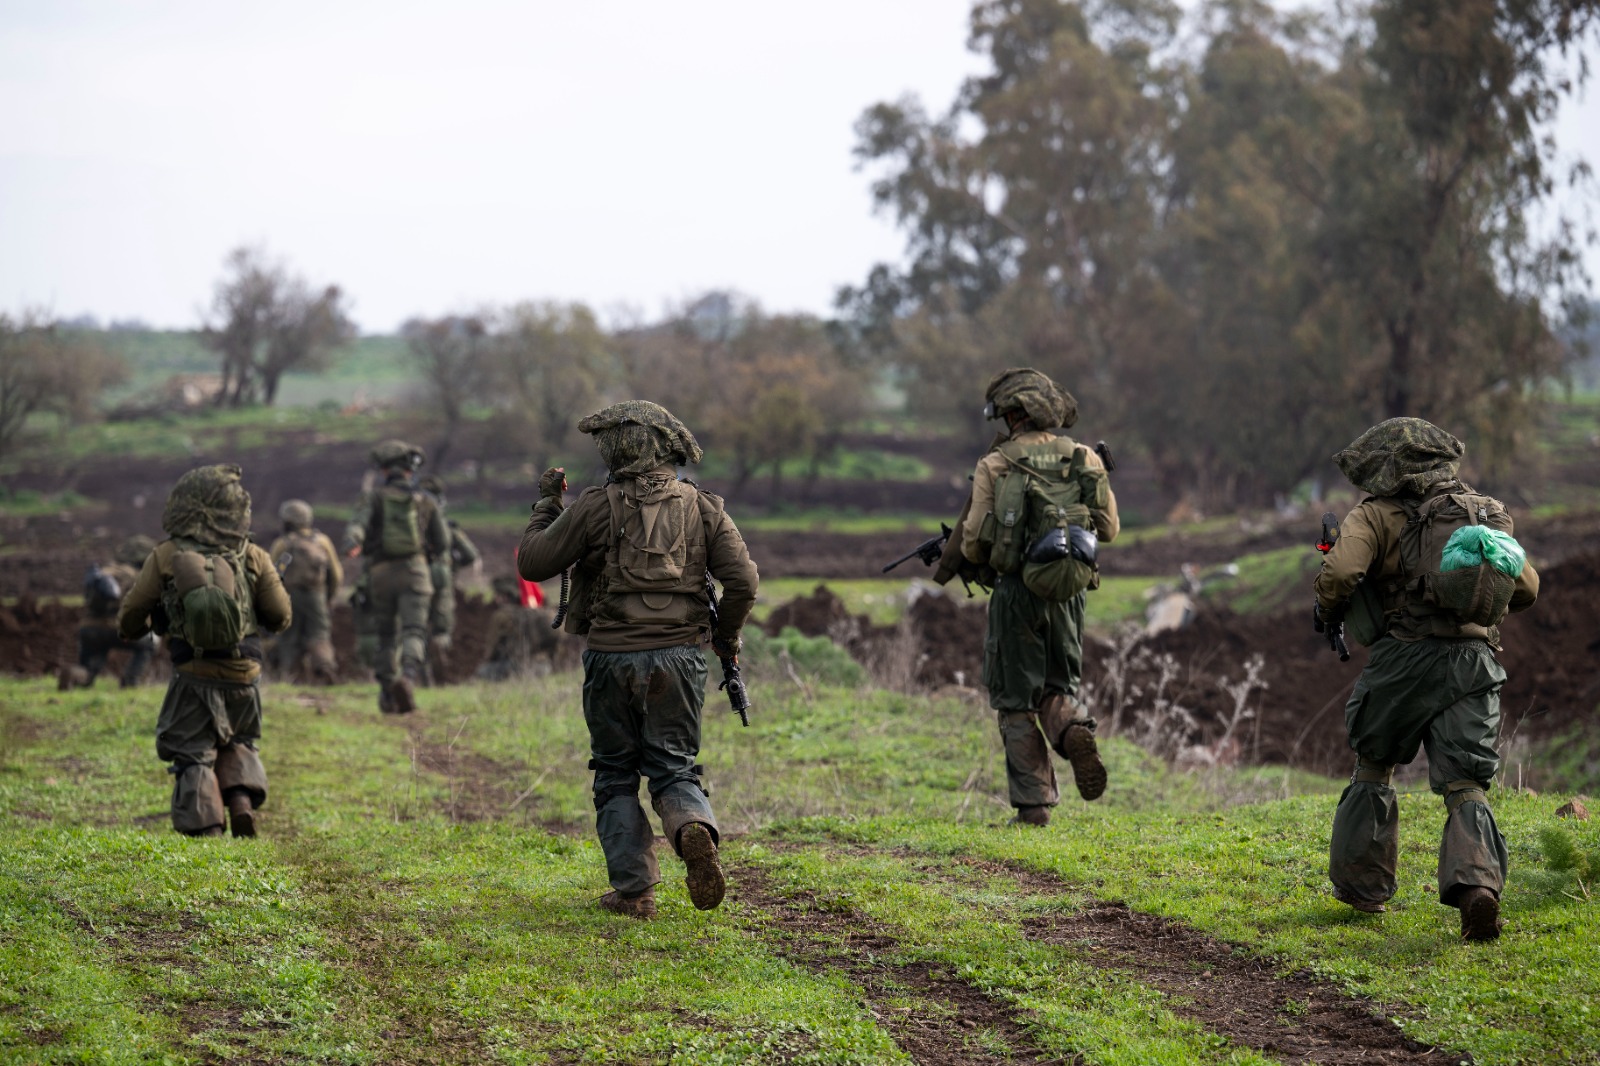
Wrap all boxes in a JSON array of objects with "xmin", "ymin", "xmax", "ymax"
[
  {"xmin": 58, "ymin": 535, "xmax": 158, "ymax": 690},
  {"xmin": 117, "ymin": 465, "xmax": 291, "ymax": 837},
  {"xmin": 1315, "ymin": 418, "xmax": 1539, "ymax": 941},
  {"xmin": 935, "ymin": 368, "xmax": 1118, "ymax": 826},
  {"xmin": 517, "ymin": 401, "xmax": 758, "ymax": 919}
]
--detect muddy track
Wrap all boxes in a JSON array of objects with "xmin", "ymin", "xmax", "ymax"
[
  {"xmin": 734, "ymin": 865, "xmax": 1077, "ymax": 1066},
  {"xmin": 932, "ymin": 853, "xmax": 1469, "ymax": 1066}
]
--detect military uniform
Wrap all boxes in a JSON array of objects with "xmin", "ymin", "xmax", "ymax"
[
  {"xmin": 940, "ymin": 368, "xmax": 1117, "ymax": 824},
  {"xmin": 268, "ymin": 500, "xmax": 343, "ymax": 684},
  {"xmin": 475, "ymin": 579, "xmax": 561, "ymax": 681},
  {"xmin": 1315, "ymin": 418, "xmax": 1539, "ymax": 940},
  {"xmin": 344, "ymin": 442, "xmax": 449, "ymax": 712},
  {"xmin": 518, "ymin": 401, "xmax": 758, "ymax": 918},
  {"xmin": 417, "ymin": 476, "xmax": 481, "ymax": 681},
  {"xmin": 117, "ymin": 465, "xmax": 291, "ymax": 837},
  {"xmin": 60, "ymin": 535, "xmax": 158, "ymax": 690}
]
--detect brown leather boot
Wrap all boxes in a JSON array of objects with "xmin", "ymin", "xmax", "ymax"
[
  {"xmin": 1011, "ymin": 805, "xmax": 1051, "ymax": 826},
  {"xmin": 1333, "ymin": 886, "xmax": 1386, "ymax": 914},
  {"xmin": 1059, "ymin": 723, "xmax": 1107, "ymax": 801},
  {"xmin": 1458, "ymin": 887, "xmax": 1502, "ymax": 942},
  {"xmin": 387, "ymin": 678, "xmax": 417, "ymax": 715},
  {"xmin": 226, "ymin": 790, "xmax": 257, "ymax": 838},
  {"xmin": 599, "ymin": 888, "xmax": 657, "ymax": 919},
  {"xmin": 679, "ymin": 823, "xmax": 726, "ymax": 911}
]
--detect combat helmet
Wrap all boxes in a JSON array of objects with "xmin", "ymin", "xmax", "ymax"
[
  {"xmin": 279, "ymin": 499, "xmax": 314, "ymax": 531},
  {"xmin": 116, "ymin": 534, "xmax": 156, "ymax": 568},
  {"xmin": 371, "ymin": 439, "xmax": 425, "ymax": 471},
  {"xmin": 983, "ymin": 367, "xmax": 1077, "ymax": 430},
  {"xmin": 419, "ymin": 475, "xmax": 446, "ymax": 498}
]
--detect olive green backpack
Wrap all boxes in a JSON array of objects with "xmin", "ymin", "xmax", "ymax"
[
  {"xmin": 979, "ymin": 438, "xmax": 1107, "ymax": 602},
  {"xmin": 163, "ymin": 540, "xmax": 256, "ymax": 654}
]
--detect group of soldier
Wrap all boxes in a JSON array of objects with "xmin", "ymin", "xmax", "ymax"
[{"xmin": 88, "ymin": 367, "xmax": 1536, "ymax": 941}]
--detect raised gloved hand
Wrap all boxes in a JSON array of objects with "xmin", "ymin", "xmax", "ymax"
[{"xmin": 539, "ymin": 467, "xmax": 568, "ymax": 500}]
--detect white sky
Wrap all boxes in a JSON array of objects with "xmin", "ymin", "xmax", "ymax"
[{"xmin": 1, "ymin": 1, "xmax": 1595, "ymax": 333}]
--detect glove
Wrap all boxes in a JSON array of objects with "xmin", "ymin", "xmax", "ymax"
[
  {"xmin": 539, "ymin": 466, "xmax": 568, "ymax": 500},
  {"xmin": 712, "ymin": 634, "xmax": 741, "ymax": 660}
]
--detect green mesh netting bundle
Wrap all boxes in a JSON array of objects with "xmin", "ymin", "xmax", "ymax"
[{"xmin": 1440, "ymin": 526, "xmax": 1526, "ymax": 577}]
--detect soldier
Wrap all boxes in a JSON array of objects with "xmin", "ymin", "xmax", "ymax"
[
  {"xmin": 344, "ymin": 440, "xmax": 449, "ymax": 714},
  {"xmin": 417, "ymin": 475, "xmax": 481, "ymax": 683},
  {"xmin": 474, "ymin": 576, "xmax": 561, "ymax": 681},
  {"xmin": 267, "ymin": 500, "xmax": 343, "ymax": 684},
  {"xmin": 58, "ymin": 535, "xmax": 158, "ymax": 690},
  {"xmin": 935, "ymin": 368, "xmax": 1117, "ymax": 826},
  {"xmin": 1315, "ymin": 418, "xmax": 1539, "ymax": 941},
  {"xmin": 517, "ymin": 401, "xmax": 758, "ymax": 919},
  {"xmin": 117, "ymin": 465, "xmax": 291, "ymax": 837}
]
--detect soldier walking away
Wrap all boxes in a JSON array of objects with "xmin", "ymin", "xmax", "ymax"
[
  {"xmin": 344, "ymin": 440, "xmax": 449, "ymax": 714},
  {"xmin": 418, "ymin": 475, "xmax": 482, "ymax": 684},
  {"xmin": 116, "ymin": 465, "xmax": 291, "ymax": 838},
  {"xmin": 58, "ymin": 535, "xmax": 158, "ymax": 690},
  {"xmin": 517, "ymin": 401, "xmax": 758, "ymax": 919},
  {"xmin": 1315, "ymin": 418, "xmax": 1539, "ymax": 941},
  {"xmin": 267, "ymin": 500, "xmax": 343, "ymax": 684},
  {"xmin": 934, "ymin": 368, "xmax": 1118, "ymax": 827}
]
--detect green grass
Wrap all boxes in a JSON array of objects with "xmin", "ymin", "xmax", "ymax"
[
  {"xmin": 3, "ymin": 673, "xmax": 1595, "ymax": 1064},
  {"xmin": 0, "ymin": 488, "xmax": 94, "ymax": 518},
  {"xmin": 753, "ymin": 575, "xmax": 1151, "ymax": 633}
]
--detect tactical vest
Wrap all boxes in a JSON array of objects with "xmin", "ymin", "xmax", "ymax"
[
  {"xmin": 160, "ymin": 538, "xmax": 258, "ymax": 656},
  {"xmin": 277, "ymin": 531, "xmax": 331, "ymax": 592},
  {"xmin": 1378, "ymin": 484, "xmax": 1516, "ymax": 642},
  {"xmin": 582, "ymin": 474, "xmax": 716, "ymax": 632}
]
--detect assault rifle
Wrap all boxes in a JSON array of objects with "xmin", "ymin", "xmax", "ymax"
[
  {"xmin": 705, "ymin": 572, "xmax": 751, "ymax": 727},
  {"xmin": 882, "ymin": 523, "xmax": 953, "ymax": 574},
  {"xmin": 1312, "ymin": 510, "xmax": 1351, "ymax": 661}
]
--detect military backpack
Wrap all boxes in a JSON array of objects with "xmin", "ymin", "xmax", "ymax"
[
  {"xmin": 978, "ymin": 437, "xmax": 1107, "ymax": 602},
  {"xmin": 371, "ymin": 484, "xmax": 426, "ymax": 559},
  {"xmin": 83, "ymin": 565, "xmax": 122, "ymax": 618},
  {"xmin": 162, "ymin": 540, "xmax": 256, "ymax": 655},
  {"xmin": 1387, "ymin": 487, "xmax": 1520, "ymax": 636},
  {"xmin": 276, "ymin": 531, "xmax": 331, "ymax": 592}
]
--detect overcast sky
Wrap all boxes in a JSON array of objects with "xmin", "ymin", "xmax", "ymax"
[{"xmin": 1, "ymin": 1, "xmax": 1595, "ymax": 333}]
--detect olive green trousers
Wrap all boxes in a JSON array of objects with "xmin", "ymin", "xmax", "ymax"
[
  {"xmin": 155, "ymin": 674, "xmax": 268, "ymax": 834},
  {"xmin": 983, "ymin": 575, "xmax": 1091, "ymax": 809},
  {"xmin": 1329, "ymin": 636, "xmax": 1509, "ymax": 908}
]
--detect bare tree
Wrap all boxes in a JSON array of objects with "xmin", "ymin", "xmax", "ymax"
[
  {"xmin": 202, "ymin": 246, "xmax": 351, "ymax": 406},
  {"xmin": 404, "ymin": 314, "xmax": 489, "ymax": 465},
  {"xmin": 0, "ymin": 311, "xmax": 127, "ymax": 458}
]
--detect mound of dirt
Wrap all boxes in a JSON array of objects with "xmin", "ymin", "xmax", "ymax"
[{"xmin": 761, "ymin": 550, "xmax": 1600, "ymax": 781}]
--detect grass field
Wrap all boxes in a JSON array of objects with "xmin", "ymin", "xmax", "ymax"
[{"xmin": 2, "ymin": 671, "xmax": 1596, "ymax": 1065}]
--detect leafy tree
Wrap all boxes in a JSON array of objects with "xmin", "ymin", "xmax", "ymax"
[
  {"xmin": 0, "ymin": 311, "xmax": 127, "ymax": 458},
  {"xmin": 485, "ymin": 302, "xmax": 617, "ymax": 473}
]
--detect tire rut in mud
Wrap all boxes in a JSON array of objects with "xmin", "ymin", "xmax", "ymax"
[{"xmin": 734, "ymin": 865, "xmax": 1077, "ymax": 1066}]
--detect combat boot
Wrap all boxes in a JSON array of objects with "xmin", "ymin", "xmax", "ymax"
[
  {"xmin": 679, "ymin": 823, "xmax": 726, "ymax": 911},
  {"xmin": 386, "ymin": 678, "xmax": 417, "ymax": 715},
  {"xmin": 1458, "ymin": 887, "xmax": 1502, "ymax": 942},
  {"xmin": 186, "ymin": 825, "xmax": 225, "ymax": 838},
  {"xmin": 57, "ymin": 665, "xmax": 90, "ymax": 691},
  {"xmin": 1011, "ymin": 805, "xmax": 1051, "ymax": 826},
  {"xmin": 1332, "ymin": 886, "xmax": 1386, "ymax": 914},
  {"xmin": 226, "ymin": 790, "xmax": 257, "ymax": 838},
  {"xmin": 1058, "ymin": 722, "xmax": 1107, "ymax": 801},
  {"xmin": 599, "ymin": 888, "xmax": 657, "ymax": 919}
]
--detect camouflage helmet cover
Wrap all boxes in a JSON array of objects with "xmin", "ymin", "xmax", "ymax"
[
  {"xmin": 116, "ymin": 534, "xmax": 156, "ymax": 568},
  {"xmin": 577, "ymin": 400, "xmax": 705, "ymax": 478},
  {"xmin": 984, "ymin": 367, "xmax": 1077, "ymax": 430},
  {"xmin": 491, "ymin": 575, "xmax": 523, "ymax": 601},
  {"xmin": 1333, "ymin": 417, "xmax": 1464, "ymax": 498},
  {"xmin": 162, "ymin": 464, "xmax": 252, "ymax": 550},
  {"xmin": 279, "ymin": 499, "xmax": 314, "ymax": 530},
  {"xmin": 371, "ymin": 439, "xmax": 425, "ymax": 469}
]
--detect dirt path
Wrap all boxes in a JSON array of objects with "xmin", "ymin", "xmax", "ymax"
[
  {"xmin": 951, "ymin": 856, "xmax": 1468, "ymax": 1066},
  {"xmin": 735, "ymin": 865, "xmax": 1077, "ymax": 1066}
]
